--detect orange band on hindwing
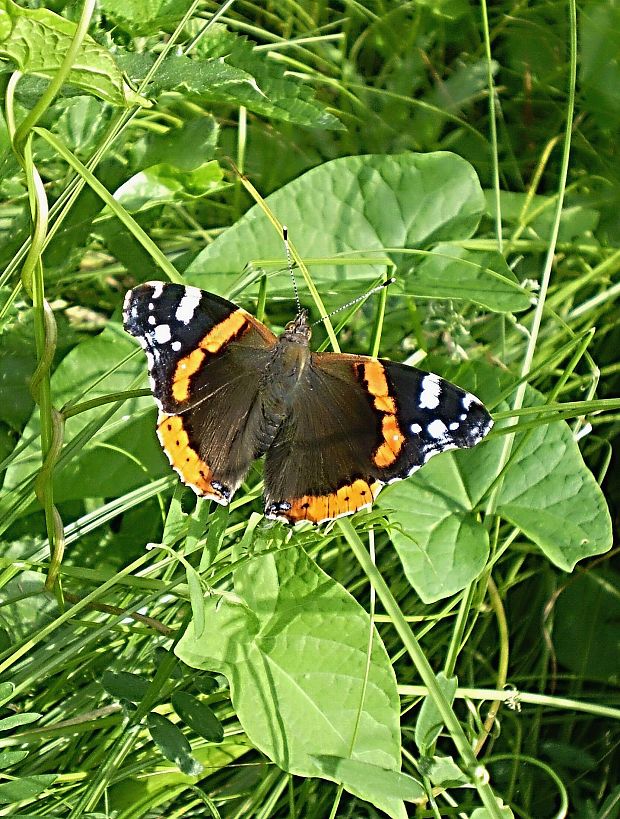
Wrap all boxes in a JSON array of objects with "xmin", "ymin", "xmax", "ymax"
[
  {"xmin": 171, "ymin": 309, "xmax": 249, "ymax": 403},
  {"xmin": 157, "ymin": 413, "xmax": 228, "ymax": 502},
  {"xmin": 361, "ymin": 360, "xmax": 405, "ymax": 468},
  {"xmin": 275, "ymin": 479, "xmax": 382, "ymax": 523}
]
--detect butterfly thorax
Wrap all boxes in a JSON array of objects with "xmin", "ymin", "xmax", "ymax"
[{"xmin": 252, "ymin": 311, "xmax": 312, "ymax": 455}]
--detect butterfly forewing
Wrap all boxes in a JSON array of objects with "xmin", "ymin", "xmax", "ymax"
[{"xmin": 123, "ymin": 282, "xmax": 277, "ymax": 504}]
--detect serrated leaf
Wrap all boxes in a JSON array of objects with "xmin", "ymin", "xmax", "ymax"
[
  {"xmin": 415, "ymin": 672, "xmax": 457, "ymax": 754},
  {"xmin": 0, "ymin": 0, "xmax": 149, "ymax": 107},
  {"xmin": 405, "ymin": 244, "xmax": 530, "ymax": 312},
  {"xmin": 175, "ymin": 542, "xmax": 403, "ymax": 818},
  {"xmin": 171, "ymin": 691, "xmax": 224, "ymax": 743},
  {"xmin": 99, "ymin": 0, "xmax": 194, "ymax": 36},
  {"xmin": 118, "ymin": 39, "xmax": 341, "ymax": 130},
  {"xmin": 0, "ymin": 711, "xmax": 41, "ymax": 732},
  {"xmin": 184, "ymin": 152, "xmax": 487, "ymax": 299},
  {"xmin": 0, "ymin": 774, "xmax": 57, "ymax": 804},
  {"xmin": 313, "ymin": 756, "xmax": 424, "ymax": 814},
  {"xmin": 147, "ymin": 712, "xmax": 203, "ymax": 776},
  {"xmin": 101, "ymin": 670, "xmax": 149, "ymax": 702}
]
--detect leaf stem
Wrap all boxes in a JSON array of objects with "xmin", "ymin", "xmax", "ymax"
[{"xmin": 339, "ymin": 519, "xmax": 505, "ymax": 818}]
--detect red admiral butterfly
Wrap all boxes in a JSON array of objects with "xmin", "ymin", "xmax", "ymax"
[{"xmin": 123, "ymin": 281, "xmax": 493, "ymax": 523}]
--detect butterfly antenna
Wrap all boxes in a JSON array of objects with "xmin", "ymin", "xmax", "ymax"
[
  {"xmin": 310, "ymin": 278, "xmax": 396, "ymax": 327},
  {"xmin": 282, "ymin": 225, "xmax": 301, "ymax": 316}
]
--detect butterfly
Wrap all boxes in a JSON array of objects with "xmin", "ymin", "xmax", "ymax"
[{"xmin": 123, "ymin": 282, "xmax": 493, "ymax": 523}]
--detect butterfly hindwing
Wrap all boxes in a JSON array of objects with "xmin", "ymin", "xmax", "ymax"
[
  {"xmin": 123, "ymin": 282, "xmax": 277, "ymax": 504},
  {"xmin": 264, "ymin": 353, "xmax": 492, "ymax": 523}
]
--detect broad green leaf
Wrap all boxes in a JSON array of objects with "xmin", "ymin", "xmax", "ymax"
[
  {"xmin": 382, "ymin": 470, "xmax": 490, "ymax": 603},
  {"xmin": 0, "ymin": 0, "xmax": 149, "ymax": 108},
  {"xmin": 381, "ymin": 364, "xmax": 612, "ymax": 601},
  {"xmin": 313, "ymin": 756, "xmax": 424, "ymax": 813},
  {"xmin": 175, "ymin": 540, "xmax": 403, "ymax": 818},
  {"xmin": 0, "ymin": 711, "xmax": 41, "ymax": 732},
  {"xmin": 98, "ymin": 0, "xmax": 194, "ymax": 36},
  {"xmin": 553, "ymin": 569, "xmax": 620, "ymax": 680},
  {"xmin": 113, "ymin": 160, "xmax": 225, "ymax": 212},
  {"xmin": 171, "ymin": 691, "xmax": 224, "ymax": 743},
  {"xmin": 580, "ymin": 3, "xmax": 620, "ymax": 128},
  {"xmin": 405, "ymin": 244, "xmax": 530, "ymax": 312},
  {"xmin": 414, "ymin": 672, "xmax": 458, "ymax": 754},
  {"xmin": 183, "ymin": 153, "xmax": 514, "ymax": 309},
  {"xmin": 101, "ymin": 671, "xmax": 150, "ymax": 702},
  {"xmin": 2, "ymin": 324, "xmax": 164, "ymax": 500},
  {"xmin": 0, "ymin": 774, "xmax": 57, "ymax": 804},
  {"xmin": 146, "ymin": 712, "xmax": 203, "ymax": 776},
  {"xmin": 494, "ymin": 400, "xmax": 612, "ymax": 571}
]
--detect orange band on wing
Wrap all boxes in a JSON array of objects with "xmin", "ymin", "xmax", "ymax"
[
  {"xmin": 362, "ymin": 361, "xmax": 405, "ymax": 468},
  {"xmin": 172, "ymin": 309, "xmax": 249, "ymax": 403},
  {"xmin": 157, "ymin": 413, "xmax": 228, "ymax": 502},
  {"xmin": 275, "ymin": 479, "xmax": 382, "ymax": 523}
]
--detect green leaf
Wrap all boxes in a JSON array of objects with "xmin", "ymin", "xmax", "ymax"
[
  {"xmin": 381, "ymin": 364, "xmax": 612, "ymax": 601},
  {"xmin": 184, "ymin": 152, "xmax": 487, "ymax": 298},
  {"xmin": 101, "ymin": 671, "xmax": 150, "ymax": 702},
  {"xmin": 414, "ymin": 672, "xmax": 458, "ymax": 754},
  {"xmin": 313, "ymin": 756, "xmax": 424, "ymax": 813},
  {"xmin": 381, "ymin": 460, "xmax": 491, "ymax": 603},
  {"xmin": 0, "ymin": 775, "xmax": 57, "ymax": 804},
  {"xmin": 175, "ymin": 541, "xmax": 403, "ymax": 818},
  {"xmin": 469, "ymin": 802, "xmax": 515, "ymax": 818},
  {"xmin": 0, "ymin": 0, "xmax": 149, "ymax": 107},
  {"xmin": 580, "ymin": 3, "xmax": 620, "ymax": 128},
  {"xmin": 118, "ymin": 28, "xmax": 341, "ymax": 130},
  {"xmin": 113, "ymin": 160, "xmax": 225, "ymax": 212},
  {"xmin": 484, "ymin": 190, "xmax": 600, "ymax": 243},
  {"xmin": 98, "ymin": 0, "xmax": 194, "ymax": 36},
  {"xmin": 2, "ymin": 324, "xmax": 164, "ymax": 500},
  {"xmin": 0, "ymin": 682, "xmax": 13, "ymax": 701},
  {"xmin": 185, "ymin": 565, "xmax": 206, "ymax": 640},
  {"xmin": 426, "ymin": 755, "xmax": 470, "ymax": 788},
  {"xmin": 405, "ymin": 244, "xmax": 531, "ymax": 312},
  {"xmin": 0, "ymin": 750, "xmax": 29, "ymax": 769},
  {"xmin": 553, "ymin": 569, "xmax": 620, "ymax": 680},
  {"xmin": 132, "ymin": 115, "xmax": 219, "ymax": 172},
  {"xmin": 0, "ymin": 711, "xmax": 41, "ymax": 732},
  {"xmin": 171, "ymin": 691, "xmax": 224, "ymax": 743},
  {"xmin": 146, "ymin": 712, "xmax": 203, "ymax": 776}
]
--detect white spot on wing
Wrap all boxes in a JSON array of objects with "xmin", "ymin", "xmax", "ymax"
[
  {"xmin": 411, "ymin": 423, "xmax": 422, "ymax": 434},
  {"xmin": 150, "ymin": 282, "xmax": 164, "ymax": 299},
  {"xmin": 153, "ymin": 324, "xmax": 171, "ymax": 344},
  {"xmin": 449, "ymin": 421, "xmax": 460, "ymax": 431},
  {"xmin": 462, "ymin": 392, "xmax": 480, "ymax": 410},
  {"xmin": 148, "ymin": 316, "xmax": 156, "ymax": 325},
  {"xmin": 175, "ymin": 288, "xmax": 202, "ymax": 325},
  {"xmin": 428, "ymin": 419, "xmax": 448, "ymax": 439},
  {"xmin": 171, "ymin": 340, "xmax": 182, "ymax": 352},
  {"xmin": 419, "ymin": 373, "xmax": 442, "ymax": 409}
]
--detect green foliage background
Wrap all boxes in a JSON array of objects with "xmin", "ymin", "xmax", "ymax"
[{"xmin": 0, "ymin": 1, "xmax": 618, "ymax": 817}]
